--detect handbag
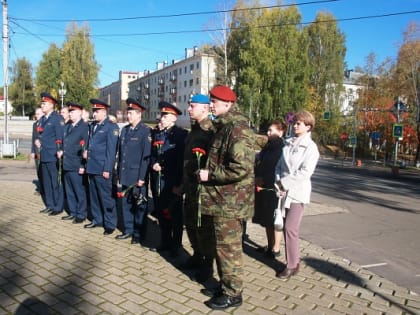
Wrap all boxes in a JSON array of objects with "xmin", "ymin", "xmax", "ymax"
[
  {"xmin": 274, "ymin": 207, "xmax": 284, "ymax": 231},
  {"xmin": 274, "ymin": 188, "xmax": 287, "ymax": 231}
]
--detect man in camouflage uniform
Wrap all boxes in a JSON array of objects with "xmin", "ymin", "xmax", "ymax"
[
  {"xmin": 181, "ymin": 94, "xmax": 215, "ymax": 282},
  {"xmin": 199, "ymin": 85, "xmax": 255, "ymax": 310}
]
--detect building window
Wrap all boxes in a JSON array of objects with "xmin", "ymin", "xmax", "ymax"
[
  {"xmin": 196, "ymin": 78, "xmax": 200, "ymax": 85},
  {"xmin": 190, "ymin": 64, "xmax": 194, "ymax": 71},
  {"xmin": 189, "ymin": 79, "xmax": 193, "ymax": 87},
  {"xmin": 179, "ymin": 68, "xmax": 182, "ymax": 75},
  {"xmin": 184, "ymin": 81, "xmax": 187, "ymax": 88},
  {"xmin": 184, "ymin": 95, "xmax": 186, "ymax": 102},
  {"xmin": 184, "ymin": 66, "xmax": 187, "ymax": 74},
  {"xmin": 197, "ymin": 61, "xmax": 200, "ymax": 69}
]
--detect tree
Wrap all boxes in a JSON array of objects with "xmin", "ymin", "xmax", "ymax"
[
  {"xmin": 204, "ymin": 0, "xmax": 234, "ymax": 85},
  {"xmin": 394, "ymin": 22, "xmax": 420, "ymax": 163},
  {"xmin": 305, "ymin": 12, "xmax": 346, "ymax": 144},
  {"xmin": 61, "ymin": 22, "xmax": 100, "ymax": 108},
  {"xmin": 9, "ymin": 58, "xmax": 36, "ymax": 116},
  {"xmin": 35, "ymin": 43, "xmax": 62, "ymax": 99},
  {"xmin": 228, "ymin": 1, "xmax": 309, "ymax": 129}
]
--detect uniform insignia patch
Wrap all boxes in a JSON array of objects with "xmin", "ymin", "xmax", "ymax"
[
  {"xmin": 60, "ymin": 121, "xmax": 65, "ymax": 126},
  {"xmin": 113, "ymin": 129, "xmax": 119, "ymax": 137}
]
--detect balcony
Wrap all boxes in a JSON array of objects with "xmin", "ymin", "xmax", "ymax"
[
  {"xmin": 170, "ymin": 88, "xmax": 177, "ymax": 95},
  {"xmin": 158, "ymin": 78, "xmax": 164, "ymax": 85}
]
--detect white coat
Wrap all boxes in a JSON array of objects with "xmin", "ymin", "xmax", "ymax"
[{"xmin": 275, "ymin": 132, "xmax": 319, "ymax": 204}]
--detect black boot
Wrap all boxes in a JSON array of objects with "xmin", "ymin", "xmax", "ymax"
[{"xmin": 205, "ymin": 293, "xmax": 243, "ymax": 310}]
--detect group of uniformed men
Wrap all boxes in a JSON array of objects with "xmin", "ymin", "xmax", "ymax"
[{"xmin": 31, "ymin": 85, "xmax": 255, "ymax": 310}]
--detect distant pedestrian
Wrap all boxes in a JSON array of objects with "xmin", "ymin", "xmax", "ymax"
[
  {"xmin": 84, "ymin": 99, "xmax": 119, "ymax": 236},
  {"xmin": 116, "ymin": 98, "xmax": 151, "ymax": 244},
  {"xmin": 150, "ymin": 101, "xmax": 187, "ymax": 257},
  {"xmin": 198, "ymin": 85, "xmax": 255, "ymax": 310},
  {"xmin": 274, "ymin": 110, "xmax": 319, "ymax": 278}
]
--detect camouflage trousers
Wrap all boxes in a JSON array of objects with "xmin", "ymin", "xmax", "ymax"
[{"xmin": 214, "ymin": 216, "xmax": 244, "ymax": 297}]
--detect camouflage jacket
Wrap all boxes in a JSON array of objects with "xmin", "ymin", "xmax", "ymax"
[
  {"xmin": 201, "ymin": 107, "xmax": 255, "ymax": 219},
  {"xmin": 183, "ymin": 117, "xmax": 214, "ymax": 195}
]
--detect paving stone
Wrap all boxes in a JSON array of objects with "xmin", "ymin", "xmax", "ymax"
[{"xmin": 0, "ymin": 173, "xmax": 419, "ymax": 314}]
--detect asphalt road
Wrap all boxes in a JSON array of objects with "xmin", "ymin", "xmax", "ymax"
[{"xmin": 301, "ymin": 158, "xmax": 420, "ymax": 294}]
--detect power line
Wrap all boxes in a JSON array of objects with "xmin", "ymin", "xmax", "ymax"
[
  {"xmin": 10, "ymin": 9, "xmax": 420, "ymax": 38},
  {"xmin": 9, "ymin": 0, "xmax": 338, "ymax": 22}
]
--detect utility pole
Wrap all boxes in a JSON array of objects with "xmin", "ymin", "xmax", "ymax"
[{"xmin": 2, "ymin": 0, "xmax": 9, "ymax": 144}]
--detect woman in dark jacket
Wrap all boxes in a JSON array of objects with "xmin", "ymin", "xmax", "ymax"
[{"xmin": 253, "ymin": 120, "xmax": 286, "ymax": 258}]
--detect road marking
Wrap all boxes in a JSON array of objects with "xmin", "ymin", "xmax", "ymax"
[
  {"xmin": 327, "ymin": 247, "xmax": 348, "ymax": 251},
  {"xmin": 361, "ymin": 262, "xmax": 388, "ymax": 268}
]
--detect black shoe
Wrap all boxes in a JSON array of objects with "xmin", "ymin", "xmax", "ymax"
[
  {"xmin": 200, "ymin": 286, "xmax": 223, "ymax": 298},
  {"xmin": 84, "ymin": 222, "xmax": 100, "ymax": 229},
  {"xmin": 155, "ymin": 245, "xmax": 170, "ymax": 252},
  {"xmin": 103, "ymin": 229, "xmax": 115, "ymax": 235},
  {"xmin": 61, "ymin": 215, "xmax": 74, "ymax": 220},
  {"xmin": 48, "ymin": 211, "xmax": 63, "ymax": 216},
  {"xmin": 40, "ymin": 208, "xmax": 52, "ymax": 214},
  {"xmin": 72, "ymin": 218, "xmax": 85, "ymax": 224},
  {"xmin": 265, "ymin": 249, "xmax": 281, "ymax": 259},
  {"xmin": 131, "ymin": 237, "xmax": 140, "ymax": 244},
  {"xmin": 205, "ymin": 293, "xmax": 242, "ymax": 310},
  {"xmin": 115, "ymin": 233, "xmax": 131, "ymax": 240}
]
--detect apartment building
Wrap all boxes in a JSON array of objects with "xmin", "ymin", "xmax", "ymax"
[
  {"xmin": 98, "ymin": 71, "xmax": 144, "ymax": 115},
  {"xmin": 127, "ymin": 47, "xmax": 217, "ymax": 127}
]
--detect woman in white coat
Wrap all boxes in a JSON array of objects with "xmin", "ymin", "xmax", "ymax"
[{"xmin": 274, "ymin": 110, "xmax": 319, "ymax": 278}]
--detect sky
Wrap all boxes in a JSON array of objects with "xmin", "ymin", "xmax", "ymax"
[{"xmin": 1, "ymin": 0, "xmax": 420, "ymax": 88}]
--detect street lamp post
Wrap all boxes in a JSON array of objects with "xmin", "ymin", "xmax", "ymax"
[
  {"xmin": 58, "ymin": 81, "xmax": 66, "ymax": 109},
  {"xmin": 348, "ymin": 93, "xmax": 356, "ymax": 165}
]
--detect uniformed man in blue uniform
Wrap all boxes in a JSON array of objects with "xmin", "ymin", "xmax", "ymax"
[
  {"xmin": 116, "ymin": 98, "xmax": 151, "ymax": 244},
  {"xmin": 151, "ymin": 101, "xmax": 188, "ymax": 256},
  {"xmin": 38, "ymin": 92, "xmax": 65, "ymax": 215},
  {"xmin": 58, "ymin": 101, "xmax": 89, "ymax": 224},
  {"xmin": 84, "ymin": 99, "xmax": 119, "ymax": 235}
]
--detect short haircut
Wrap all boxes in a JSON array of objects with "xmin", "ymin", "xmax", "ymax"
[{"xmin": 295, "ymin": 110, "xmax": 315, "ymax": 131}]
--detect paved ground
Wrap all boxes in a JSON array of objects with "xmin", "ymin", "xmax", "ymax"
[{"xmin": 0, "ymin": 159, "xmax": 419, "ymax": 314}]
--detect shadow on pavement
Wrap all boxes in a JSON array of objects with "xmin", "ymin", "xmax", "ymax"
[
  {"xmin": 303, "ymin": 257, "xmax": 417, "ymax": 315},
  {"xmin": 15, "ymin": 297, "xmax": 51, "ymax": 315},
  {"xmin": 243, "ymin": 236, "xmax": 286, "ymax": 274},
  {"xmin": 313, "ymin": 161, "xmax": 420, "ymax": 214}
]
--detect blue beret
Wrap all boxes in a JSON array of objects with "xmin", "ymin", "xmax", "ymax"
[
  {"xmin": 40, "ymin": 92, "xmax": 58, "ymax": 104},
  {"xmin": 89, "ymin": 99, "xmax": 110, "ymax": 110},
  {"xmin": 191, "ymin": 94, "xmax": 210, "ymax": 104}
]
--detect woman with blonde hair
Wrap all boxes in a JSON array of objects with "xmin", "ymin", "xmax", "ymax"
[{"xmin": 274, "ymin": 110, "xmax": 319, "ymax": 278}]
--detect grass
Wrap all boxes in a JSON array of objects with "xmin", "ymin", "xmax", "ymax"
[{"xmin": 0, "ymin": 152, "xmax": 28, "ymax": 161}]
